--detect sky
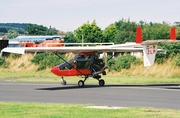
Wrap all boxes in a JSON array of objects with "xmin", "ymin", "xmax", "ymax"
[{"xmin": 1, "ymin": 0, "xmax": 179, "ymax": 32}]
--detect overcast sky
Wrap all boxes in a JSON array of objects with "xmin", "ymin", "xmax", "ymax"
[{"xmin": 1, "ymin": 0, "xmax": 179, "ymax": 32}]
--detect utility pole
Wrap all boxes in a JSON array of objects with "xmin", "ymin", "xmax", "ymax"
[{"xmin": 82, "ymin": 34, "xmax": 84, "ymax": 47}]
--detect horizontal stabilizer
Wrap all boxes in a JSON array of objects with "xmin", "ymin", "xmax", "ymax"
[
  {"xmin": 1, "ymin": 48, "xmax": 25, "ymax": 54},
  {"xmin": 142, "ymin": 39, "xmax": 180, "ymax": 45}
]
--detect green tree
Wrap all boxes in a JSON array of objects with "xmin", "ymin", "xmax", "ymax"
[
  {"xmin": 143, "ymin": 22, "xmax": 170, "ymax": 40},
  {"xmin": 103, "ymin": 24, "xmax": 118, "ymax": 42},
  {"xmin": 46, "ymin": 26, "xmax": 58, "ymax": 35},
  {"xmin": 75, "ymin": 20, "xmax": 103, "ymax": 43},
  {"xmin": 64, "ymin": 32, "xmax": 76, "ymax": 43},
  {"xmin": 175, "ymin": 26, "xmax": 180, "ymax": 40},
  {"xmin": 114, "ymin": 19, "xmax": 137, "ymax": 44},
  {"xmin": 7, "ymin": 29, "xmax": 18, "ymax": 39},
  {"xmin": 25, "ymin": 24, "xmax": 48, "ymax": 35}
]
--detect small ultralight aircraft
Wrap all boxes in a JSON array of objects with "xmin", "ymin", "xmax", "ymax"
[{"xmin": 1, "ymin": 27, "xmax": 178, "ymax": 87}]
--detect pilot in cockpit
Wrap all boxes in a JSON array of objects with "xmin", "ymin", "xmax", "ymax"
[{"xmin": 76, "ymin": 54, "xmax": 91, "ymax": 69}]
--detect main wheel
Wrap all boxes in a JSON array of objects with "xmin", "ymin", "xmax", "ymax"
[
  {"xmin": 78, "ymin": 80, "xmax": 84, "ymax": 87},
  {"xmin": 99, "ymin": 79, "xmax": 105, "ymax": 86}
]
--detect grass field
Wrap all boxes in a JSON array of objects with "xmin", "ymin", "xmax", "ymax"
[{"xmin": 0, "ymin": 102, "xmax": 180, "ymax": 118}]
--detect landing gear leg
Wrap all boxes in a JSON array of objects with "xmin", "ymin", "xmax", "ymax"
[
  {"xmin": 61, "ymin": 76, "xmax": 67, "ymax": 85},
  {"xmin": 93, "ymin": 75, "xmax": 105, "ymax": 86}
]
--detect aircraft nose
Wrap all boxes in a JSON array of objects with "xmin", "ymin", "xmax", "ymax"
[{"xmin": 51, "ymin": 66, "xmax": 59, "ymax": 76}]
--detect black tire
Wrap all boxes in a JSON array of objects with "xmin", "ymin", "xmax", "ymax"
[
  {"xmin": 99, "ymin": 79, "xmax": 105, "ymax": 86},
  {"xmin": 78, "ymin": 80, "xmax": 84, "ymax": 87}
]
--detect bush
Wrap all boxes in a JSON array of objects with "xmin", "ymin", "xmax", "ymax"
[
  {"xmin": 2, "ymin": 61, "xmax": 10, "ymax": 68},
  {"xmin": 155, "ymin": 43, "xmax": 180, "ymax": 64},
  {"xmin": 31, "ymin": 52, "xmax": 66, "ymax": 70},
  {"xmin": 31, "ymin": 53, "xmax": 46, "ymax": 65},
  {"xmin": 173, "ymin": 54, "xmax": 180, "ymax": 67},
  {"xmin": 107, "ymin": 58, "xmax": 116, "ymax": 67},
  {"xmin": 107, "ymin": 56, "xmax": 116, "ymax": 71},
  {"xmin": 37, "ymin": 64, "xmax": 46, "ymax": 71},
  {"xmin": 0, "ymin": 57, "xmax": 5, "ymax": 66},
  {"xmin": 10, "ymin": 53, "xmax": 22, "ymax": 59},
  {"xmin": 155, "ymin": 53, "xmax": 166, "ymax": 64},
  {"xmin": 0, "ymin": 57, "xmax": 10, "ymax": 68},
  {"xmin": 109, "ymin": 54, "xmax": 141, "ymax": 72},
  {"xmin": 158, "ymin": 43, "xmax": 180, "ymax": 59}
]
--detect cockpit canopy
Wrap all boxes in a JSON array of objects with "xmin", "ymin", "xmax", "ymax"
[{"xmin": 58, "ymin": 54, "xmax": 91, "ymax": 70}]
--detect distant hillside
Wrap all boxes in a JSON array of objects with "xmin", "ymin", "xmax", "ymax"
[
  {"xmin": 0, "ymin": 23, "xmax": 59, "ymax": 37},
  {"xmin": 0, "ymin": 23, "xmax": 27, "ymax": 29},
  {"xmin": 0, "ymin": 23, "xmax": 28, "ymax": 36}
]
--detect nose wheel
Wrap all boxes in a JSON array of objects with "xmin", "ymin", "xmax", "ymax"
[{"xmin": 61, "ymin": 76, "xmax": 67, "ymax": 85}]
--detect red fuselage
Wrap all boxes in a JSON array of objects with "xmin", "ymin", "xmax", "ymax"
[{"xmin": 51, "ymin": 65, "xmax": 91, "ymax": 76}]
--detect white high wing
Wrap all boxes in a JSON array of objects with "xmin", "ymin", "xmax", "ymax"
[
  {"xmin": 0, "ymin": 42, "xmax": 165, "ymax": 67},
  {"xmin": 1, "ymin": 27, "xmax": 178, "ymax": 67}
]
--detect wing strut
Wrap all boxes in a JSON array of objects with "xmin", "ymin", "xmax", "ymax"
[{"xmin": 106, "ymin": 52, "xmax": 119, "ymax": 62}]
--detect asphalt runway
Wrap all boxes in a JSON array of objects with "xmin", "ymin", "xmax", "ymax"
[{"xmin": 0, "ymin": 81, "xmax": 180, "ymax": 109}]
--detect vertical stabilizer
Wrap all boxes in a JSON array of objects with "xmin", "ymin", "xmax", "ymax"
[
  {"xmin": 170, "ymin": 27, "xmax": 176, "ymax": 40},
  {"xmin": 143, "ymin": 45, "xmax": 157, "ymax": 66},
  {"xmin": 136, "ymin": 27, "xmax": 142, "ymax": 44}
]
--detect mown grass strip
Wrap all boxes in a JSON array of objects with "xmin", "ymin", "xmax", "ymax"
[
  {"xmin": 0, "ymin": 102, "xmax": 180, "ymax": 118},
  {"xmin": 1, "ymin": 71, "xmax": 180, "ymax": 84}
]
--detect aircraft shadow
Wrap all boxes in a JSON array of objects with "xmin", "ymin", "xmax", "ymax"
[
  {"xmin": 35, "ymin": 84, "xmax": 104, "ymax": 91},
  {"xmin": 165, "ymin": 87, "xmax": 180, "ymax": 90},
  {"xmin": 35, "ymin": 83, "xmax": 180, "ymax": 91}
]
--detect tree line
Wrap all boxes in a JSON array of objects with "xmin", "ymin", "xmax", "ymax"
[
  {"xmin": 64, "ymin": 19, "xmax": 180, "ymax": 44},
  {"xmin": 1, "ymin": 19, "xmax": 180, "ymax": 43}
]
